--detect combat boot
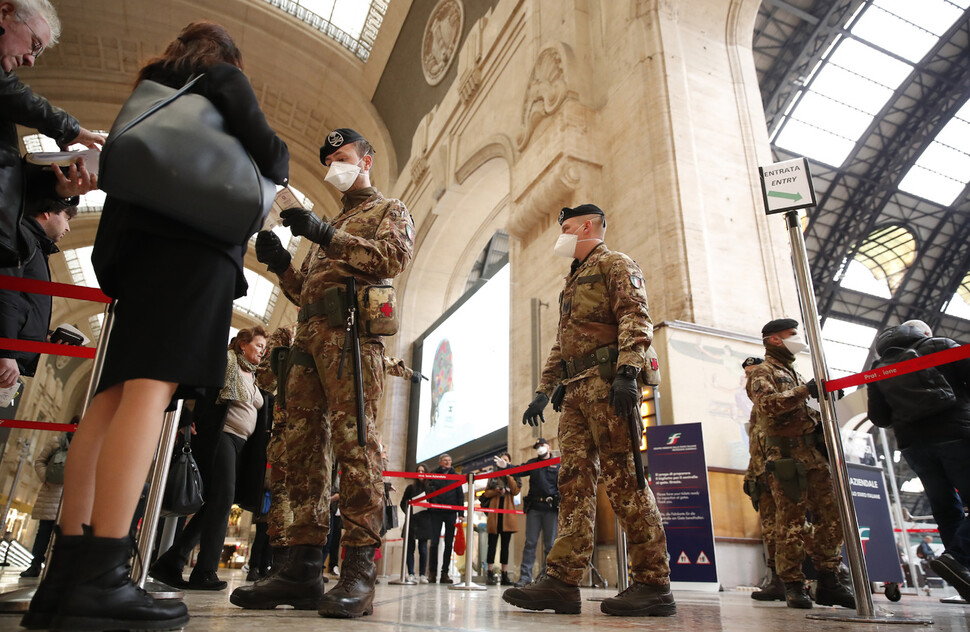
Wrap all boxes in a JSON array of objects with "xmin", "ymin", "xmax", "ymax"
[
  {"xmin": 502, "ymin": 573, "xmax": 581, "ymax": 614},
  {"xmin": 20, "ymin": 527, "xmax": 84, "ymax": 630},
  {"xmin": 600, "ymin": 582, "xmax": 677, "ymax": 617},
  {"xmin": 51, "ymin": 526, "xmax": 189, "ymax": 631},
  {"xmin": 784, "ymin": 580, "xmax": 813, "ymax": 609},
  {"xmin": 318, "ymin": 545, "xmax": 377, "ymax": 618},
  {"xmin": 816, "ymin": 569, "xmax": 856, "ymax": 609},
  {"xmin": 229, "ymin": 545, "xmax": 325, "ymax": 610},
  {"xmin": 751, "ymin": 567, "xmax": 785, "ymax": 601}
]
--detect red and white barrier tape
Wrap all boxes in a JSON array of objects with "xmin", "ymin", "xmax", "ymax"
[
  {"xmin": 0, "ymin": 274, "xmax": 110, "ymax": 303},
  {"xmin": 0, "ymin": 419, "xmax": 78, "ymax": 431},
  {"xmin": 0, "ymin": 336, "xmax": 95, "ymax": 359},
  {"xmin": 824, "ymin": 343, "xmax": 970, "ymax": 392}
]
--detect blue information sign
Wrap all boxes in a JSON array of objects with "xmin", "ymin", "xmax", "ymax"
[
  {"xmin": 646, "ymin": 422, "xmax": 718, "ymax": 585},
  {"xmin": 845, "ymin": 462, "xmax": 904, "ymax": 584}
]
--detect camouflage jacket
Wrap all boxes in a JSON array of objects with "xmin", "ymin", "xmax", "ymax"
[
  {"xmin": 538, "ymin": 243, "xmax": 651, "ymax": 396},
  {"xmin": 383, "ymin": 355, "xmax": 414, "ymax": 381},
  {"xmin": 255, "ymin": 324, "xmax": 295, "ymax": 393},
  {"xmin": 747, "ymin": 354, "xmax": 818, "ymax": 438},
  {"xmin": 744, "ymin": 408, "xmax": 767, "ymax": 480},
  {"xmin": 278, "ymin": 191, "xmax": 414, "ymax": 311}
]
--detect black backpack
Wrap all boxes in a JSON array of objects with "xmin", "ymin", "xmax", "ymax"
[{"xmin": 872, "ymin": 337, "xmax": 957, "ymax": 424}]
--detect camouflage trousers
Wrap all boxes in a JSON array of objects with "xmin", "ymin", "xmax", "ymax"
[
  {"xmin": 756, "ymin": 474, "xmax": 776, "ymax": 568},
  {"xmin": 283, "ymin": 321, "xmax": 386, "ymax": 548},
  {"xmin": 545, "ymin": 376, "xmax": 670, "ymax": 586},
  {"xmin": 265, "ymin": 408, "xmax": 292, "ymax": 547},
  {"xmin": 766, "ymin": 446, "xmax": 843, "ymax": 582}
]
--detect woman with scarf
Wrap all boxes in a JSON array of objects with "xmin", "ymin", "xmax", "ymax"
[{"xmin": 150, "ymin": 326, "xmax": 270, "ymax": 591}]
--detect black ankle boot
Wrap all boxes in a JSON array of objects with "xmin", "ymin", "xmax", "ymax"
[
  {"xmin": 486, "ymin": 569, "xmax": 498, "ymax": 585},
  {"xmin": 501, "ymin": 571, "xmax": 514, "ymax": 586},
  {"xmin": 19, "ymin": 560, "xmax": 42, "ymax": 578},
  {"xmin": 21, "ymin": 528, "xmax": 83, "ymax": 629},
  {"xmin": 816, "ymin": 569, "xmax": 856, "ymax": 608},
  {"xmin": 148, "ymin": 547, "xmax": 188, "ymax": 589},
  {"xmin": 784, "ymin": 580, "xmax": 813, "ymax": 609},
  {"xmin": 229, "ymin": 545, "xmax": 324, "ymax": 610},
  {"xmin": 187, "ymin": 568, "xmax": 227, "ymax": 591},
  {"xmin": 318, "ymin": 545, "xmax": 377, "ymax": 618},
  {"xmin": 52, "ymin": 526, "xmax": 189, "ymax": 630},
  {"xmin": 751, "ymin": 567, "xmax": 785, "ymax": 601}
]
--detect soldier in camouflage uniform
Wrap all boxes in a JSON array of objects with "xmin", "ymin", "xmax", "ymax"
[
  {"xmin": 383, "ymin": 355, "xmax": 426, "ymax": 383},
  {"xmin": 741, "ymin": 356, "xmax": 783, "ymax": 601},
  {"xmin": 503, "ymin": 204, "xmax": 675, "ymax": 617},
  {"xmin": 231, "ymin": 128, "xmax": 414, "ymax": 619},
  {"xmin": 747, "ymin": 318, "xmax": 854, "ymax": 609}
]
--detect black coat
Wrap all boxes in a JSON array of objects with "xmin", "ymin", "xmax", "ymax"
[
  {"xmin": 187, "ymin": 386, "xmax": 273, "ymax": 513},
  {"xmin": 400, "ymin": 481, "xmax": 436, "ymax": 540},
  {"xmin": 427, "ymin": 466, "xmax": 464, "ymax": 514},
  {"xmin": 92, "ymin": 62, "xmax": 289, "ymax": 300},
  {"xmin": 0, "ymin": 217, "xmax": 56, "ymax": 376}
]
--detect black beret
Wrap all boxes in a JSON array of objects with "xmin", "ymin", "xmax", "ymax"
[
  {"xmin": 742, "ymin": 357, "xmax": 764, "ymax": 369},
  {"xmin": 762, "ymin": 318, "xmax": 799, "ymax": 336},
  {"xmin": 320, "ymin": 128, "xmax": 367, "ymax": 164},
  {"xmin": 533, "ymin": 438, "xmax": 549, "ymax": 448},
  {"xmin": 558, "ymin": 204, "xmax": 605, "ymax": 225}
]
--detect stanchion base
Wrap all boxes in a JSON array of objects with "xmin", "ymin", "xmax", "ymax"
[
  {"xmin": 144, "ymin": 579, "xmax": 183, "ymax": 601},
  {"xmin": 940, "ymin": 596, "xmax": 968, "ymax": 605},
  {"xmin": 388, "ymin": 579, "xmax": 417, "ymax": 585},
  {"xmin": 448, "ymin": 582, "xmax": 487, "ymax": 591},
  {"xmin": 806, "ymin": 612, "xmax": 932, "ymax": 625},
  {"xmin": 0, "ymin": 586, "xmax": 33, "ymax": 612}
]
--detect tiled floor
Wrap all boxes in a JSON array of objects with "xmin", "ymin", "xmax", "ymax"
[{"xmin": 0, "ymin": 568, "xmax": 966, "ymax": 631}]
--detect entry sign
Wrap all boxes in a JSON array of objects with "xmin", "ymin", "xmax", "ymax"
[{"xmin": 758, "ymin": 157, "xmax": 818, "ymax": 215}]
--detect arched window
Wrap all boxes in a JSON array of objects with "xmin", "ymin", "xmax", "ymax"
[
  {"xmin": 263, "ymin": 0, "xmax": 388, "ymax": 62},
  {"xmin": 944, "ymin": 271, "xmax": 970, "ymax": 320},
  {"xmin": 464, "ymin": 230, "xmax": 509, "ymax": 293},
  {"xmin": 838, "ymin": 225, "xmax": 916, "ymax": 298}
]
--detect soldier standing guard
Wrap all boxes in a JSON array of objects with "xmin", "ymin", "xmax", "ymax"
[
  {"xmin": 503, "ymin": 204, "xmax": 676, "ymax": 617},
  {"xmin": 747, "ymin": 319, "xmax": 855, "ymax": 609},
  {"xmin": 230, "ymin": 128, "xmax": 414, "ymax": 618}
]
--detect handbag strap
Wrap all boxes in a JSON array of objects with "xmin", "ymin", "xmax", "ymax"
[
  {"xmin": 112, "ymin": 73, "xmax": 207, "ymax": 139},
  {"xmin": 181, "ymin": 425, "xmax": 193, "ymax": 453}
]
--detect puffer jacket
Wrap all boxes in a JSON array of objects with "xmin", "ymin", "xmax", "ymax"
[
  {"xmin": 31, "ymin": 434, "xmax": 68, "ymax": 521},
  {"xmin": 0, "ymin": 71, "xmax": 79, "ymax": 266}
]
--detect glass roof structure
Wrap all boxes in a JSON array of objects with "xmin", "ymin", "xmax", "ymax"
[{"xmin": 263, "ymin": 0, "xmax": 388, "ymax": 62}]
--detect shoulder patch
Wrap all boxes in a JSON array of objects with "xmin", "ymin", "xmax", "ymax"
[
  {"xmin": 630, "ymin": 275, "xmax": 643, "ymax": 289},
  {"xmin": 405, "ymin": 223, "xmax": 414, "ymax": 240}
]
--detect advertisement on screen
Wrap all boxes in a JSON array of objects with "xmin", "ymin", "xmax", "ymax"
[{"xmin": 413, "ymin": 264, "xmax": 510, "ymax": 463}]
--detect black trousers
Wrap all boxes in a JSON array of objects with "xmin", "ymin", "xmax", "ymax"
[
  {"xmin": 428, "ymin": 511, "xmax": 456, "ymax": 578},
  {"xmin": 487, "ymin": 531, "xmax": 513, "ymax": 565},
  {"xmin": 167, "ymin": 432, "xmax": 245, "ymax": 573},
  {"xmin": 29, "ymin": 520, "xmax": 55, "ymax": 564}
]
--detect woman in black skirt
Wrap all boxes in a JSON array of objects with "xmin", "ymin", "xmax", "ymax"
[{"xmin": 24, "ymin": 21, "xmax": 288, "ymax": 631}]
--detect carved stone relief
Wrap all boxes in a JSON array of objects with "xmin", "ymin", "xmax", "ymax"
[
  {"xmin": 422, "ymin": 0, "xmax": 464, "ymax": 86},
  {"xmin": 516, "ymin": 46, "xmax": 570, "ymax": 149}
]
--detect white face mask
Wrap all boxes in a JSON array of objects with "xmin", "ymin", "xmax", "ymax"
[
  {"xmin": 537, "ymin": 445, "xmax": 549, "ymax": 456},
  {"xmin": 553, "ymin": 233, "xmax": 578, "ymax": 258},
  {"xmin": 324, "ymin": 159, "xmax": 363, "ymax": 192},
  {"xmin": 782, "ymin": 334, "xmax": 808, "ymax": 354}
]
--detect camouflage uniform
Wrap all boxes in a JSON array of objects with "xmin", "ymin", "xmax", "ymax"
[
  {"xmin": 743, "ymin": 402, "xmax": 776, "ymax": 568},
  {"xmin": 538, "ymin": 243, "xmax": 670, "ymax": 586},
  {"xmin": 274, "ymin": 189, "xmax": 414, "ymax": 548},
  {"xmin": 255, "ymin": 325, "xmax": 295, "ymax": 547},
  {"xmin": 382, "ymin": 355, "xmax": 415, "ymax": 381},
  {"xmin": 748, "ymin": 354, "xmax": 843, "ymax": 582}
]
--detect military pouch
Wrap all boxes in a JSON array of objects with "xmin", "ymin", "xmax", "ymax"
[
  {"xmin": 321, "ymin": 286, "xmax": 349, "ymax": 328},
  {"xmin": 358, "ymin": 284, "xmax": 399, "ymax": 336},
  {"xmin": 639, "ymin": 346, "xmax": 662, "ymax": 387},
  {"xmin": 768, "ymin": 458, "xmax": 807, "ymax": 503},
  {"xmin": 596, "ymin": 346, "xmax": 615, "ymax": 380},
  {"xmin": 270, "ymin": 347, "xmax": 289, "ymax": 407},
  {"xmin": 742, "ymin": 479, "xmax": 760, "ymax": 511}
]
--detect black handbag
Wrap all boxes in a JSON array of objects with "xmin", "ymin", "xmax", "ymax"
[
  {"xmin": 99, "ymin": 74, "xmax": 275, "ymax": 245},
  {"xmin": 162, "ymin": 428, "xmax": 204, "ymax": 517}
]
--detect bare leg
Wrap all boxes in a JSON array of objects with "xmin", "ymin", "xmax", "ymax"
[{"xmin": 60, "ymin": 379, "xmax": 177, "ymax": 538}]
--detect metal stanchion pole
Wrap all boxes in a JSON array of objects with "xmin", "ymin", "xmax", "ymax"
[
  {"xmin": 449, "ymin": 472, "xmax": 485, "ymax": 591},
  {"xmin": 0, "ymin": 438, "xmax": 30, "ymax": 542},
  {"xmin": 614, "ymin": 516, "xmax": 629, "ymax": 592},
  {"xmin": 784, "ymin": 211, "xmax": 930, "ymax": 625},
  {"xmin": 132, "ymin": 401, "xmax": 183, "ymax": 599},
  {"xmin": 878, "ymin": 428, "xmax": 920, "ymax": 592},
  {"xmin": 389, "ymin": 502, "xmax": 416, "ymax": 585}
]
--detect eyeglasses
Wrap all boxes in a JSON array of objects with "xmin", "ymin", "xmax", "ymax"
[{"xmin": 20, "ymin": 19, "xmax": 44, "ymax": 58}]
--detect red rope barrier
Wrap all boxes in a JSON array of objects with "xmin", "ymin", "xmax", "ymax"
[
  {"xmin": 0, "ymin": 337, "xmax": 95, "ymax": 359},
  {"xmin": 0, "ymin": 419, "xmax": 78, "ymax": 431},
  {"xmin": 0, "ymin": 274, "xmax": 110, "ymax": 303},
  {"xmin": 824, "ymin": 343, "xmax": 970, "ymax": 391},
  {"xmin": 410, "ymin": 501, "xmax": 524, "ymax": 515},
  {"xmin": 475, "ymin": 457, "xmax": 561, "ymax": 480}
]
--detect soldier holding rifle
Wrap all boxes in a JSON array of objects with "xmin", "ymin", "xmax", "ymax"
[
  {"xmin": 232, "ymin": 128, "xmax": 414, "ymax": 619},
  {"xmin": 504, "ymin": 204, "xmax": 675, "ymax": 617}
]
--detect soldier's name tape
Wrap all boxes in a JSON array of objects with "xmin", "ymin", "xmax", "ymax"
[
  {"xmin": 0, "ymin": 419, "xmax": 79, "ymax": 432},
  {"xmin": 0, "ymin": 336, "xmax": 96, "ymax": 359},
  {"xmin": 823, "ymin": 343, "xmax": 970, "ymax": 391},
  {"xmin": 0, "ymin": 273, "xmax": 110, "ymax": 303}
]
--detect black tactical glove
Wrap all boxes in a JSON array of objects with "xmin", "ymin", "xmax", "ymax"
[
  {"xmin": 280, "ymin": 207, "xmax": 335, "ymax": 247},
  {"xmin": 255, "ymin": 230, "xmax": 291, "ymax": 273},
  {"xmin": 410, "ymin": 371, "xmax": 429, "ymax": 383},
  {"xmin": 551, "ymin": 383, "xmax": 566, "ymax": 412},
  {"xmin": 609, "ymin": 366, "xmax": 640, "ymax": 418},
  {"xmin": 523, "ymin": 393, "xmax": 549, "ymax": 426},
  {"xmin": 805, "ymin": 378, "xmax": 819, "ymax": 400}
]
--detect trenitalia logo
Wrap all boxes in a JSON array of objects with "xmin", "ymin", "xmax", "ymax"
[{"xmin": 666, "ymin": 433, "xmax": 682, "ymax": 446}]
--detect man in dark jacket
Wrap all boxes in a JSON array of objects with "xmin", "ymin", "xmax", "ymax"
[
  {"xmin": 0, "ymin": 202, "xmax": 79, "ymax": 389},
  {"xmin": 427, "ymin": 453, "xmax": 464, "ymax": 583},
  {"xmin": 868, "ymin": 320, "xmax": 970, "ymax": 602}
]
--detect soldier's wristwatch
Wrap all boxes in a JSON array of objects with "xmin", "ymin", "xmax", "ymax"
[{"xmin": 617, "ymin": 365, "xmax": 639, "ymax": 379}]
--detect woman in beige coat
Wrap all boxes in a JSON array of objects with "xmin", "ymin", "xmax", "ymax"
[
  {"xmin": 482, "ymin": 452, "xmax": 519, "ymax": 585},
  {"xmin": 22, "ymin": 432, "xmax": 70, "ymax": 577}
]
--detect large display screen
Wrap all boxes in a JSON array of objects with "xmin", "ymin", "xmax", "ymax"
[{"xmin": 410, "ymin": 263, "xmax": 510, "ymax": 464}]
